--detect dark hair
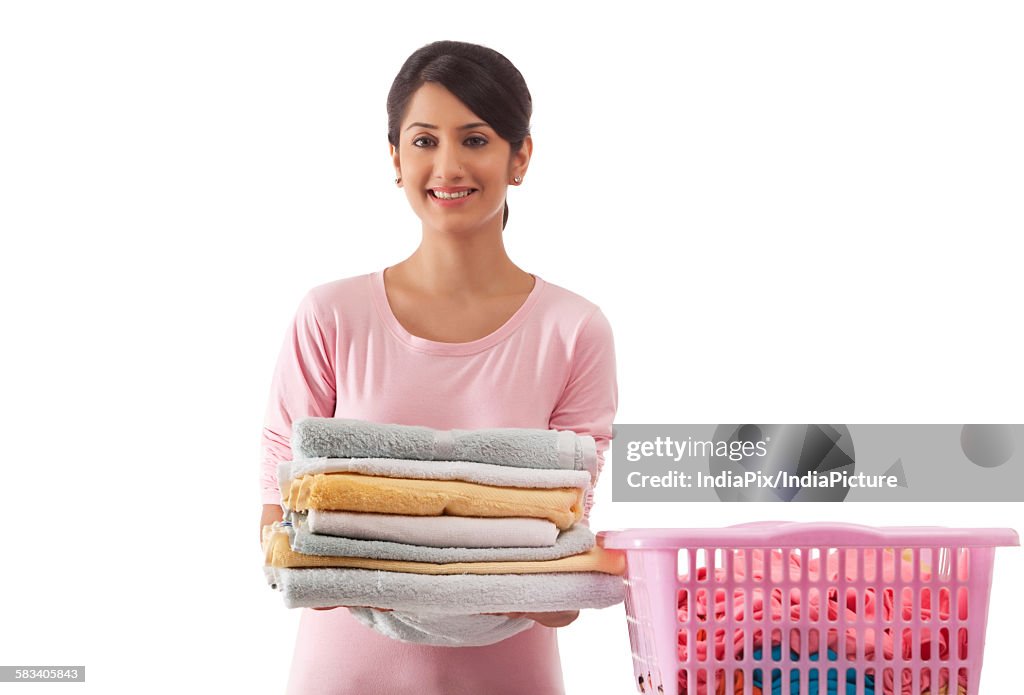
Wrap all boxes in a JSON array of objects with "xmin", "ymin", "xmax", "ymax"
[{"xmin": 387, "ymin": 41, "xmax": 532, "ymax": 229}]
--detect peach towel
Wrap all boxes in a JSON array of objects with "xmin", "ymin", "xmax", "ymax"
[
  {"xmin": 263, "ymin": 527, "xmax": 625, "ymax": 575},
  {"xmin": 282, "ymin": 472, "xmax": 583, "ymax": 529}
]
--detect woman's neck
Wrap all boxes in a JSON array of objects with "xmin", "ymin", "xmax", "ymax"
[{"xmin": 389, "ymin": 234, "xmax": 533, "ymax": 298}]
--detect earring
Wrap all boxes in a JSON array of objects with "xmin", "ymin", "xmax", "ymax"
[
  {"xmin": 394, "ymin": 175, "xmax": 402, "ymax": 185},
  {"xmin": 513, "ymin": 175, "xmax": 523, "ymax": 184}
]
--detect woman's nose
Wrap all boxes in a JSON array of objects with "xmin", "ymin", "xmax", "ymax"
[{"xmin": 433, "ymin": 140, "xmax": 464, "ymax": 179}]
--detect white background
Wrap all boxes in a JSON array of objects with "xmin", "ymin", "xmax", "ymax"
[{"xmin": 1, "ymin": 1, "xmax": 1021, "ymax": 693}]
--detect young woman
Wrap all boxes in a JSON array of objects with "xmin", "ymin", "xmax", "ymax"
[{"xmin": 259, "ymin": 40, "xmax": 617, "ymax": 694}]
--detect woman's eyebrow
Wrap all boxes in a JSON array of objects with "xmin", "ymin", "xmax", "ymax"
[{"xmin": 404, "ymin": 121, "xmax": 491, "ymax": 131}]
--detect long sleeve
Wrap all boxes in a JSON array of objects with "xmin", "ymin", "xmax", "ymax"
[
  {"xmin": 260, "ymin": 290, "xmax": 338, "ymax": 505},
  {"xmin": 547, "ymin": 306, "xmax": 618, "ymax": 519}
]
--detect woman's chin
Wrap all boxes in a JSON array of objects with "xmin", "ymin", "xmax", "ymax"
[{"xmin": 418, "ymin": 212, "xmax": 505, "ymax": 236}]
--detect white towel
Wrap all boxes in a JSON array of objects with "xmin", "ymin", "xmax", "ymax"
[
  {"xmin": 348, "ymin": 609, "xmax": 535, "ymax": 647},
  {"xmin": 265, "ymin": 566, "xmax": 625, "ymax": 613},
  {"xmin": 306, "ymin": 510, "xmax": 561, "ymax": 548},
  {"xmin": 278, "ymin": 457, "xmax": 591, "ymax": 494}
]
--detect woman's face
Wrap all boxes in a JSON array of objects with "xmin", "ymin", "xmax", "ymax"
[{"xmin": 391, "ymin": 82, "xmax": 530, "ymax": 236}]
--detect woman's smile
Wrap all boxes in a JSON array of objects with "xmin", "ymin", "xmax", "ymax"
[{"xmin": 428, "ymin": 186, "xmax": 479, "ymax": 206}]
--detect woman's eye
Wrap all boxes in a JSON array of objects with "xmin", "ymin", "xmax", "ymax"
[
  {"xmin": 412, "ymin": 136, "xmax": 435, "ymax": 147},
  {"xmin": 465, "ymin": 136, "xmax": 488, "ymax": 147}
]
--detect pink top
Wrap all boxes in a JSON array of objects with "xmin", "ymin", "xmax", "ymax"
[{"xmin": 260, "ymin": 270, "xmax": 618, "ymax": 695}]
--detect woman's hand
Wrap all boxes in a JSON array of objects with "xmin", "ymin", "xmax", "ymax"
[
  {"xmin": 501, "ymin": 610, "xmax": 580, "ymax": 628},
  {"xmin": 260, "ymin": 503, "xmax": 284, "ymax": 545}
]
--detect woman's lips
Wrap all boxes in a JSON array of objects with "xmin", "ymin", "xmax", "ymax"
[{"xmin": 428, "ymin": 188, "xmax": 477, "ymax": 207}]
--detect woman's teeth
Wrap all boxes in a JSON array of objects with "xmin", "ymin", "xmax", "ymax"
[{"xmin": 432, "ymin": 190, "xmax": 473, "ymax": 199}]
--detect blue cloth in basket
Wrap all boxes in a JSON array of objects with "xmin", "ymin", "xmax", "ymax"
[{"xmin": 750, "ymin": 645, "xmax": 876, "ymax": 695}]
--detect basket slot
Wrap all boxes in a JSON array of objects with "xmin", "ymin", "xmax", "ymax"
[
  {"xmin": 899, "ymin": 586, "xmax": 913, "ymax": 623},
  {"xmin": 695, "ymin": 589, "xmax": 707, "ymax": 624},
  {"xmin": 751, "ymin": 549, "xmax": 764, "ymax": 582},
  {"xmin": 901, "ymin": 547, "xmax": 916, "ymax": 582},
  {"xmin": 808, "ymin": 547, "xmax": 821, "ymax": 582},
  {"xmin": 769, "ymin": 548, "xmax": 783, "ymax": 583},
  {"xmin": 752, "ymin": 588, "xmax": 764, "ymax": 624},
  {"xmin": 678, "ymin": 548, "xmax": 690, "ymax": 579},
  {"xmin": 846, "ymin": 587, "xmax": 858, "ymax": 625},
  {"xmin": 732, "ymin": 587, "xmax": 745, "ymax": 623},
  {"xmin": 938, "ymin": 546, "xmax": 952, "ymax": 581},
  {"xmin": 769, "ymin": 588, "xmax": 782, "ymax": 623},
  {"xmin": 863, "ymin": 627, "xmax": 876, "ymax": 662},
  {"xmin": 712, "ymin": 589, "xmax": 724, "ymax": 624},
  {"xmin": 863, "ymin": 585, "xmax": 876, "ymax": 623},
  {"xmin": 713, "ymin": 548, "xmax": 725, "ymax": 579},
  {"xmin": 863, "ymin": 547, "xmax": 877, "ymax": 582},
  {"xmin": 712, "ymin": 628, "xmax": 724, "ymax": 662},
  {"xmin": 825, "ymin": 627, "xmax": 836, "ymax": 660},
  {"xmin": 920, "ymin": 584, "xmax": 932, "ymax": 622},
  {"xmin": 900, "ymin": 627, "xmax": 913, "ymax": 664},
  {"xmin": 957, "ymin": 547, "xmax": 970, "ymax": 581},
  {"xmin": 808, "ymin": 587, "xmax": 821, "ymax": 623},
  {"xmin": 731, "ymin": 549, "xmax": 746, "ymax": 583}
]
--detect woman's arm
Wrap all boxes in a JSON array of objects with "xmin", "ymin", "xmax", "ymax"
[
  {"xmin": 515, "ymin": 306, "xmax": 618, "ymax": 628},
  {"xmin": 259, "ymin": 289, "xmax": 338, "ymax": 540},
  {"xmin": 548, "ymin": 306, "xmax": 618, "ymax": 521}
]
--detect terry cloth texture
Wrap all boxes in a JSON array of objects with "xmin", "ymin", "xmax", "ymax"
[
  {"xmin": 279, "ymin": 456, "xmax": 591, "ymax": 492},
  {"xmin": 347, "ymin": 609, "xmax": 535, "ymax": 648},
  {"xmin": 265, "ymin": 566, "xmax": 626, "ymax": 612},
  {"xmin": 291, "ymin": 418, "xmax": 598, "ymax": 478},
  {"xmin": 264, "ymin": 529, "xmax": 624, "ymax": 575},
  {"xmin": 290, "ymin": 513, "xmax": 592, "ymax": 561},
  {"xmin": 306, "ymin": 510, "xmax": 560, "ymax": 548},
  {"xmin": 281, "ymin": 472, "xmax": 583, "ymax": 529}
]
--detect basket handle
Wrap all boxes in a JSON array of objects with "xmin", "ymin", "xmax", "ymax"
[{"xmin": 598, "ymin": 523, "xmax": 1020, "ymax": 550}]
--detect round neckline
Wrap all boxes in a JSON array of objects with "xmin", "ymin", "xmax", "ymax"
[{"xmin": 370, "ymin": 269, "xmax": 546, "ymax": 355}]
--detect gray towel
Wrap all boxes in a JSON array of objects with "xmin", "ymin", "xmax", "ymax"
[
  {"xmin": 265, "ymin": 566, "xmax": 625, "ymax": 613},
  {"xmin": 291, "ymin": 418, "xmax": 598, "ymax": 477},
  {"xmin": 287, "ymin": 512, "xmax": 595, "ymax": 562},
  {"xmin": 347, "ymin": 609, "xmax": 535, "ymax": 647}
]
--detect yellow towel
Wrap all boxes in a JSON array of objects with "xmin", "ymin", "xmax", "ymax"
[
  {"xmin": 283, "ymin": 473, "xmax": 584, "ymax": 529},
  {"xmin": 263, "ymin": 529, "xmax": 625, "ymax": 576}
]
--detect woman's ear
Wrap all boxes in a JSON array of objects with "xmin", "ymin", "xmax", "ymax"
[
  {"xmin": 510, "ymin": 135, "xmax": 533, "ymax": 182},
  {"xmin": 390, "ymin": 144, "xmax": 402, "ymax": 186}
]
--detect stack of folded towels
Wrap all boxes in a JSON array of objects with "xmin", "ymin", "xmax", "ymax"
[{"xmin": 262, "ymin": 418, "xmax": 625, "ymax": 646}]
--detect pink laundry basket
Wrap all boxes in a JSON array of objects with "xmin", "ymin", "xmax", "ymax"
[{"xmin": 598, "ymin": 523, "xmax": 1018, "ymax": 695}]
